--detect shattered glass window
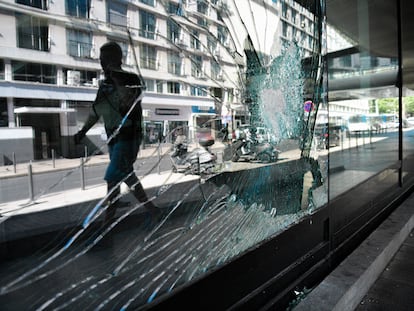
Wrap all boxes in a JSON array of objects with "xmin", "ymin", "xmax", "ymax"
[{"xmin": 0, "ymin": 0, "xmax": 333, "ymax": 309}]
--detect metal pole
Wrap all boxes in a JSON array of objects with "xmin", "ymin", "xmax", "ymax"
[
  {"xmin": 51, "ymin": 149, "xmax": 55, "ymax": 168},
  {"xmin": 80, "ymin": 157, "xmax": 85, "ymax": 190},
  {"xmin": 13, "ymin": 152, "xmax": 16, "ymax": 173},
  {"xmin": 28, "ymin": 162, "xmax": 34, "ymax": 202},
  {"xmin": 84, "ymin": 145, "xmax": 88, "ymax": 158},
  {"xmin": 157, "ymin": 142, "xmax": 161, "ymax": 175}
]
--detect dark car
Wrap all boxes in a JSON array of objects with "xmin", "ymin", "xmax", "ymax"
[{"xmin": 315, "ymin": 123, "xmax": 341, "ymax": 149}]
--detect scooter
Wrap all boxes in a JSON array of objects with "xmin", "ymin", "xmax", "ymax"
[
  {"xmin": 171, "ymin": 138, "xmax": 217, "ymax": 175},
  {"xmin": 230, "ymin": 137, "xmax": 279, "ymax": 163}
]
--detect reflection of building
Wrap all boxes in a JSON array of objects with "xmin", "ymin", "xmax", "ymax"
[{"xmin": 0, "ymin": 0, "xmax": 241, "ymax": 161}]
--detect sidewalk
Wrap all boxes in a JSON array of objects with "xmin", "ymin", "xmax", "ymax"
[{"xmin": 294, "ymin": 190, "xmax": 414, "ymax": 311}]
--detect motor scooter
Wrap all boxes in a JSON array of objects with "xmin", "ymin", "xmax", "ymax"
[
  {"xmin": 230, "ymin": 136, "xmax": 279, "ymax": 163},
  {"xmin": 171, "ymin": 137, "xmax": 217, "ymax": 175}
]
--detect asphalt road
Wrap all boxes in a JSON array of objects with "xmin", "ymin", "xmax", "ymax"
[{"xmin": 0, "ymin": 155, "xmax": 173, "ymax": 203}]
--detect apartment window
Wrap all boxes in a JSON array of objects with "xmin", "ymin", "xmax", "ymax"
[
  {"xmin": 140, "ymin": 0, "xmax": 155, "ymax": 6},
  {"xmin": 139, "ymin": 10, "xmax": 156, "ymax": 39},
  {"xmin": 16, "ymin": 14, "xmax": 49, "ymax": 51},
  {"xmin": 167, "ymin": 19, "xmax": 180, "ymax": 43},
  {"xmin": 0, "ymin": 59, "xmax": 4, "ymax": 80},
  {"xmin": 191, "ymin": 55, "xmax": 203, "ymax": 78},
  {"xmin": 211, "ymin": 60, "xmax": 220, "ymax": 80},
  {"xmin": 67, "ymin": 29, "xmax": 93, "ymax": 58},
  {"xmin": 168, "ymin": 2, "xmax": 179, "ymax": 14},
  {"xmin": 190, "ymin": 85, "xmax": 207, "ymax": 96},
  {"xmin": 63, "ymin": 68, "xmax": 97, "ymax": 86},
  {"xmin": 168, "ymin": 52, "xmax": 182, "ymax": 75},
  {"xmin": 167, "ymin": 81, "xmax": 180, "ymax": 94},
  {"xmin": 156, "ymin": 80, "xmax": 163, "ymax": 93},
  {"xmin": 190, "ymin": 29, "xmax": 200, "ymax": 50},
  {"xmin": 146, "ymin": 79, "xmax": 155, "ymax": 92},
  {"xmin": 217, "ymin": 25, "xmax": 227, "ymax": 45},
  {"xmin": 16, "ymin": 0, "xmax": 48, "ymax": 10},
  {"xmin": 66, "ymin": 0, "xmax": 89, "ymax": 18},
  {"xmin": 140, "ymin": 44, "xmax": 157, "ymax": 70},
  {"xmin": 12, "ymin": 61, "xmax": 56, "ymax": 84},
  {"xmin": 197, "ymin": 0, "xmax": 208, "ymax": 15},
  {"xmin": 0, "ymin": 98, "xmax": 7, "ymax": 127},
  {"xmin": 197, "ymin": 16, "xmax": 208, "ymax": 28},
  {"xmin": 207, "ymin": 35, "xmax": 217, "ymax": 53},
  {"xmin": 108, "ymin": 1, "xmax": 127, "ymax": 28}
]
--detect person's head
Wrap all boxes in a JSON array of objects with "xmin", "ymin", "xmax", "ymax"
[{"xmin": 100, "ymin": 42, "xmax": 123, "ymax": 74}]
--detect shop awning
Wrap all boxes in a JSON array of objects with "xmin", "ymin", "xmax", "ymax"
[
  {"xmin": 0, "ymin": 82, "xmax": 97, "ymax": 101},
  {"xmin": 14, "ymin": 107, "xmax": 76, "ymax": 114}
]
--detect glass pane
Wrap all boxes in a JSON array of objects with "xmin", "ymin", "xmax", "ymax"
[
  {"xmin": 327, "ymin": 1, "xmax": 400, "ymax": 199},
  {"xmin": 0, "ymin": 0, "xmax": 330, "ymax": 309}
]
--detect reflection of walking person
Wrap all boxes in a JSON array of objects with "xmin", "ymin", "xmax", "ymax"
[
  {"xmin": 74, "ymin": 42, "xmax": 160, "ymax": 226},
  {"xmin": 221, "ymin": 123, "xmax": 229, "ymax": 142}
]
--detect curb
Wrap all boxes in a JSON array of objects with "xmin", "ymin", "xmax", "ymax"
[{"xmin": 294, "ymin": 193, "xmax": 414, "ymax": 311}]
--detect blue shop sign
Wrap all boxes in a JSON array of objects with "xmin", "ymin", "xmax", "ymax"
[{"xmin": 192, "ymin": 106, "xmax": 215, "ymax": 114}]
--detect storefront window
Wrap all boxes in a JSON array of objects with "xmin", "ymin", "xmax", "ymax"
[{"xmin": 4, "ymin": 0, "xmax": 414, "ymax": 309}]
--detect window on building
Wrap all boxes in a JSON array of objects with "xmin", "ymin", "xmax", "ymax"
[
  {"xmin": 145, "ymin": 79, "xmax": 155, "ymax": 92},
  {"xmin": 217, "ymin": 25, "xmax": 227, "ymax": 45},
  {"xmin": 16, "ymin": 0, "xmax": 48, "ymax": 10},
  {"xmin": 197, "ymin": 0, "xmax": 208, "ymax": 15},
  {"xmin": 67, "ymin": 29, "xmax": 93, "ymax": 58},
  {"xmin": 0, "ymin": 98, "xmax": 8, "ymax": 127},
  {"xmin": 156, "ymin": 80, "xmax": 163, "ymax": 93},
  {"xmin": 16, "ymin": 13, "xmax": 49, "ymax": 51},
  {"xmin": 140, "ymin": 44, "xmax": 157, "ymax": 70},
  {"xmin": 167, "ymin": 19, "xmax": 180, "ymax": 43},
  {"xmin": 12, "ymin": 61, "xmax": 56, "ymax": 84},
  {"xmin": 207, "ymin": 34, "xmax": 217, "ymax": 53},
  {"xmin": 197, "ymin": 16, "xmax": 208, "ymax": 28},
  {"xmin": 139, "ymin": 10, "xmax": 156, "ymax": 39},
  {"xmin": 168, "ymin": 51, "xmax": 182, "ymax": 75},
  {"xmin": 167, "ymin": 81, "xmax": 180, "ymax": 94},
  {"xmin": 63, "ymin": 68, "xmax": 97, "ymax": 86},
  {"xmin": 190, "ymin": 85, "xmax": 207, "ymax": 96},
  {"xmin": 66, "ymin": 0, "xmax": 90, "ymax": 18},
  {"xmin": 108, "ymin": 1, "xmax": 127, "ymax": 28},
  {"xmin": 191, "ymin": 55, "xmax": 203, "ymax": 78},
  {"xmin": 168, "ymin": 2, "xmax": 179, "ymax": 14},
  {"xmin": 190, "ymin": 29, "xmax": 200, "ymax": 50},
  {"xmin": 140, "ymin": 0, "xmax": 155, "ymax": 6},
  {"xmin": 211, "ymin": 60, "xmax": 220, "ymax": 80},
  {"xmin": 0, "ymin": 59, "xmax": 4, "ymax": 80}
]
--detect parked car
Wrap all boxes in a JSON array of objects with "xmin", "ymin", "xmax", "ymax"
[
  {"xmin": 314, "ymin": 123, "xmax": 341, "ymax": 149},
  {"xmin": 406, "ymin": 117, "xmax": 414, "ymax": 126},
  {"xmin": 233, "ymin": 125, "xmax": 277, "ymax": 143}
]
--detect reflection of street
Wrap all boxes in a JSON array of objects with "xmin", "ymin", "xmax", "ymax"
[{"xmin": 328, "ymin": 128, "xmax": 414, "ymax": 199}]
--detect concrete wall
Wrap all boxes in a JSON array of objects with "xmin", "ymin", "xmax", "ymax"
[{"xmin": 0, "ymin": 127, "xmax": 34, "ymax": 165}]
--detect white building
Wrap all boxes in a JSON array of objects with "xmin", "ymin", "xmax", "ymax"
[{"xmin": 0, "ymin": 0, "xmax": 317, "ymax": 162}]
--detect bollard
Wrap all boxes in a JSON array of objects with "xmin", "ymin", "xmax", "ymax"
[
  {"xmin": 28, "ymin": 162, "xmax": 34, "ymax": 202},
  {"xmin": 51, "ymin": 149, "xmax": 55, "ymax": 168},
  {"xmin": 340, "ymin": 130, "xmax": 344, "ymax": 151},
  {"xmin": 80, "ymin": 158, "xmax": 85, "ymax": 190},
  {"xmin": 157, "ymin": 142, "xmax": 161, "ymax": 175},
  {"xmin": 369, "ymin": 129, "xmax": 372, "ymax": 144},
  {"xmin": 13, "ymin": 152, "xmax": 16, "ymax": 173},
  {"xmin": 84, "ymin": 145, "xmax": 88, "ymax": 158}
]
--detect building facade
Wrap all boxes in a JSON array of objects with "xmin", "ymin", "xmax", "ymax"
[{"xmin": 0, "ymin": 0, "xmax": 245, "ymax": 161}]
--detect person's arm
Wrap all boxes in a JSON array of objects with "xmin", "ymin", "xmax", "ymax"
[{"xmin": 74, "ymin": 107, "xmax": 99, "ymax": 144}]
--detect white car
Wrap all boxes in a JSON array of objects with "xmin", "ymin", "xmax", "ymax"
[{"xmin": 406, "ymin": 117, "xmax": 414, "ymax": 126}]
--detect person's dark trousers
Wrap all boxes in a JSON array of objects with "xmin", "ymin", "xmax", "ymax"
[
  {"xmin": 104, "ymin": 181, "xmax": 121, "ymax": 224},
  {"xmin": 125, "ymin": 174, "xmax": 158, "ymax": 211}
]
